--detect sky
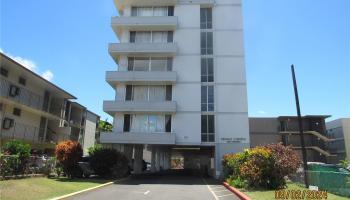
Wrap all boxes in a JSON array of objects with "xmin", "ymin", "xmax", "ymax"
[{"xmin": 1, "ymin": 0, "xmax": 349, "ymax": 122}]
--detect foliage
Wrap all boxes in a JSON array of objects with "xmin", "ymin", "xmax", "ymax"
[
  {"xmin": 0, "ymin": 154, "xmax": 20, "ymax": 178},
  {"xmin": 223, "ymin": 143, "xmax": 301, "ymax": 189},
  {"xmin": 2, "ymin": 140, "xmax": 31, "ymax": 175},
  {"xmin": 340, "ymin": 159, "xmax": 350, "ymax": 169},
  {"xmin": 99, "ymin": 119, "xmax": 113, "ymax": 132},
  {"xmin": 227, "ymin": 175, "xmax": 247, "ymax": 188},
  {"xmin": 87, "ymin": 144, "xmax": 103, "ymax": 155},
  {"xmin": 55, "ymin": 140, "xmax": 83, "ymax": 178},
  {"xmin": 89, "ymin": 148, "xmax": 129, "ymax": 178}
]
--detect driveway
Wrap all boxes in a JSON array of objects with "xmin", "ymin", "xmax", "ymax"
[{"xmin": 66, "ymin": 174, "xmax": 240, "ymax": 200}]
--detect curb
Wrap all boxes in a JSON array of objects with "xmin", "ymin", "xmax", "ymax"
[
  {"xmin": 50, "ymin": 176, "xmax": 130, "ymax": 200},
  {"xmin": 222, "ymin": 182, "xmax": 251, "ymax": 200}
]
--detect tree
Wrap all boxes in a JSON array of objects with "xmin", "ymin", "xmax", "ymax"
[{"xmin": 99, "ymin": 119, "xmax": 113, "ymax": 132}]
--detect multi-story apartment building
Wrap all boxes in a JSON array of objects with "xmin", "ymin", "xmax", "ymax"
[
  {"xmin": 100, "ymin": 0, "xmax": 250, "ymax": 177},
  {"xmin": 250, "ymin": 116, "xmax": 338, "ymax": 163},
  {"xmin": 0, "ymin": 53, "xmax": 99, "ymax": 154},
  {"xmin": 326, "ymin": 118, "xmax": 350, "ymax": 163}
]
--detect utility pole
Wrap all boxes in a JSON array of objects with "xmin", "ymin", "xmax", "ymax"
[{"xmin": 291, "ymin": 65, "xmax": 309, "ymax": 188}]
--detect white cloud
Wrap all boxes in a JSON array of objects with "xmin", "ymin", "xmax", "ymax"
[
  {"xmin": 258, "ymin": 110, "xmax": 266, "ymax": 114},
  {"xmin": 1, "ymin": 49, "xmax": 54, "ymax": 81},
  {"xmin": 42, "ymin": 70, "xmax": 54, "ymax": 81}
]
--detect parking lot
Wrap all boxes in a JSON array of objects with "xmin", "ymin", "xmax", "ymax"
[{"xmin": 67, "ymin": 174, "xmax": 239, "ymax": 200}]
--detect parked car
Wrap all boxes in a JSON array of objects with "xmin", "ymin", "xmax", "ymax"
[{"xmin": 78, "ymin": 156, "xmax": 95, "ymax": 178}]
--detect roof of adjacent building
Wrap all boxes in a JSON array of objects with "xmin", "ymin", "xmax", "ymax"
[{"xmin": 0, "ymin": 52, "xmax": 76, "ymax": 99}]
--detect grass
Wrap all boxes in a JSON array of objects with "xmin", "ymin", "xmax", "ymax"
[
  {"xmin": 0, "ymin": 177, "xmax": 112, "ymax": 200},
  {"xmin": 239, "ymin": 183, "xmax": 350, "ymax": 200}
]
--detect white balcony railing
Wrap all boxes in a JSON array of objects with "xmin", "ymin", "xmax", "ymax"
[
  {"xmin": 100, "ymin": 131, "xmax": 176, "ymax": 145},
  {"xmin": 109, "ymin": 43, "xmax": 178, "ymax": 59},
  {"xmin": 106, "ymin": 71, "xmax": 177, "ymax": 86},
  {"xmin": 112, "ymin": 16, "xmax": 178, "ymax": 36},
  {"xmin": 103, "ymin": 100, "xmax": 176, "ymax": 114}
]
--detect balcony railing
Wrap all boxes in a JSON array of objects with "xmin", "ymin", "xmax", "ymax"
[
  {"xmin": 1, "ymin": 121, "xmax": 44, "ymax": 143},
  {"xmin": 103, "ymin": 100, "xmax": 177, "ymax": 115},
  {"xmin": 100, "ymin": 131, "xmax": 176, "ymax": 145},
  {"xmin": 0, "ymin": 78, "xmax": 65, "ymax": 119},
  {"xmin": 106, "ymin": 71, "xmax": 177, "ymax": 86},
  {"xmin": 109, "ymin": 43, "xmax": 178, "ymax": 58},
  {"xmin": 0, "ymin": 78, "xmax": 43, "ymax": 110},
  {"xmin": 112, "ymin": 16, "xmax": 178, "ymax": 36}
]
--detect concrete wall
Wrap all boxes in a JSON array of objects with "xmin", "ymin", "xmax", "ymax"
[{"xmin": 82, "ymin": 111, "xmax": 99, "ymax": 154}]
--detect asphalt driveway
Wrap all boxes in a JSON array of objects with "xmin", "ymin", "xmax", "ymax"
[{"xmin": 66, "ymin": 174, "xmax": 239, "ymax": 200}]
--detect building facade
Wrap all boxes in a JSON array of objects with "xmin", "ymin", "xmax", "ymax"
[
  {"xmin": 0, "ymin": 53, "xmax": 99, "ymax": 154},
  {"xmin": 326, "ymin": 118, "xmax": 350, "ymax": 163},
  {"xmin": 250, "ymin": 116, "xmax": 338, "ymax": 164},
  {"xmin": 100, "ymin": 0, "xmax": 250, "ymax": 177}
]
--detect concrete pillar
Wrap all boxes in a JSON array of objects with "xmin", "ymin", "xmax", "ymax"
[
  {"xmin": 123, "ymin": 145, "xmax": 133, "ymax": 167},
  {"xmin": 163, "ymin": 151, "xmax": 169, "ymax": 170},
  {"xmin": 133, "ymin": 145, "xmax": 143, "ymax": 174},
  {"xmin": 151, "ymin": 146, "xmax": 156, "ymax": 172},
  {"xmin": 155, "ymin": 147, "xmax": 161, "ymax": 171}
]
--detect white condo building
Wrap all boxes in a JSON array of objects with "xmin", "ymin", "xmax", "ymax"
[{"xmin": 101, "ymin": 0, "xmax": 250, "ymax": 178}]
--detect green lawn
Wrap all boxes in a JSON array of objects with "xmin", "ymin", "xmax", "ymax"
[
  {"xmin": 0, "ymin": 177, "xmax": 112, "ymax": 200},
  {"xmin": 239, "ymin": 183, "xmax": 349, "ymax": 200}
]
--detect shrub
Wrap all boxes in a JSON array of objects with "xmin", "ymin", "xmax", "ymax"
[
  {"xmin": 2, "ymin": 140, "xmax": 31, "ymax": 175},
  {"xmin": 87, "ymin": 144, "xmax": 103, "ymax": 155},
  {"xmin": 89, "ymin": 148, "xmax": 129, "ymax": 178},
  {"xmin": 223, "ymin": 143, "xmax": 301, "ymax": 189},
  {"xmin": 266, "ymin": 143, "xmax": 301, "ymax": 188},
  {"xmin": 0, "ymin": 154, "xmax": 20, "ymax": 178},
  {"xmin": 55, "ymin": 140, "xmax": 83, "ymax": 178}
]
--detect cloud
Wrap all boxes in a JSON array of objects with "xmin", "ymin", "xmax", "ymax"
[
  {"xmin": 258, "ymin": 110, "xmax": 266, "ymax": 114},
  {"xmin": 42, "ymin": 70, "xmax": 54, "ymax": 81},
  {"xmin": 1, "ymin": 48, "xmax": 54, "ymax": 81}
]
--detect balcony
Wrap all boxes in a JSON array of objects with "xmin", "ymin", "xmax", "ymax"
[
  {"xmin": 109, "ymin": 43, "xmax": 177, "ymax": 61},
  {"xmin": 106, "ymin": 71, "xmax": 177, "ymax": 87},
  {"xmin": 112, "ymin": 16, "xmax": 178, "ymax": 37},
  {"xmin": 0, "ymin": 77, "xmax": 43, "ymax": 110},
  {"xmin": 1, "ymin": 120, "xmax": 43, "ymax": 143},
  {"xmin": 114, "ymin": 0, "xmax": 178, "ymax": 11},
  {"xmin": 0, "ymin": 78, "xmax": 66, "ymax": 120},
  {"xmin": 103, "ymin": 100, "xmax": 176, "ymax": 115},
  {"xmin": 100, "ymin": 132, "xmax": 176, "ymax": 145}
]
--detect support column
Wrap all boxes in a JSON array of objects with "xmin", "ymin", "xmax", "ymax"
[
  {"xmin": 123, "ymin": 145, "xmax": 133, "ymax": 167},
  {"xmin": 133, "ymin": 145, "xmax": 143, "ymax": 174},
  {"xmin": 151, "ymin": 146, "xmax": 156, "ymax": 172},
  {"xmin": 155, "ymin": 147, "xmax": 161, "ymax": 171}
]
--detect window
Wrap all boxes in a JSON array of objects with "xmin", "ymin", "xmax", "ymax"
[
  {"xmin": 125, "ymin": 85, "xmax": 132, "ymax": 101},
  {"xmin": 124, "ymin": 114, "xmax": 131, "ymax": 132},
  {"xmin": 125, "ymin": 85, "xmax": 169, "ymax": 102},
  {"xmin": 128, "ymin": 115, "xmax": 168, "ymax": 133},
  {"xmin": 166, "ymin": 85, "xmax": 172, "ymax": 101},
  {"xmin": 127, "ymin": 57, "xmax": 172, "ymax": 71},
  {"xmin": 165, "ymin": 115, "xmax": 171, "ymax": 132},
  {"xmin": 201, "ymin": 58, "xmax": 214, "ymax": 82},
  {"xmin": 19, "ymin": 77, "xmax": 26, "ymax": 86},
  {"xmin": 131, "ymin": 6, "xmax": 173, "ymax": 17},
  {"xmin": 130, "ymin": 31, "xmax": 173, "ymax": 43},
  {"xmin": 9, "ymin": 85, "xmax": 20, "ymax": 97},
  {"xmin": 0, "ymin": 68, "xmax": 8, "ymax": 77},
  {"xmin": 201, "ymin": 85, "xmax": 214, "ymax": 111},
  {"xmin": 201, "ymin": 115, "xmax": 215, "ymax": 142},
  {"xmin": 200, "ymin": 8, "xmax": 212, "ymax": 29},
  {"xmin": 2, "ymin": 118, "xmax": 14, "ymax": 130},
  {"xmin": 13, "ymin": 108, "xmax": 21, "ymax": 116},
  {"xmin": 201, "ymin": 32, "xmax": 213, "ymax": 55}
]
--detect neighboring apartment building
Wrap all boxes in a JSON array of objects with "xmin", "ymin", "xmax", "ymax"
[
  {"xmin": 100, "ymin": 0, "xmax": 250, "ymax": 177},
  {"xmin": 326, "ymin": 118, "xmax": 350, "ymax": 163},
  {"xmin": 250, "ymin": 116, "xmax": 338, "ymax": 164},
  {"xmin": 0, "ymin": 53, "xmax": 99, "ymax": 154}
]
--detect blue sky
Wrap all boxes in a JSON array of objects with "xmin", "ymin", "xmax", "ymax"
[{"xmin": 1, "ymin": 0, "xmax": 349, "ymax": 122}]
